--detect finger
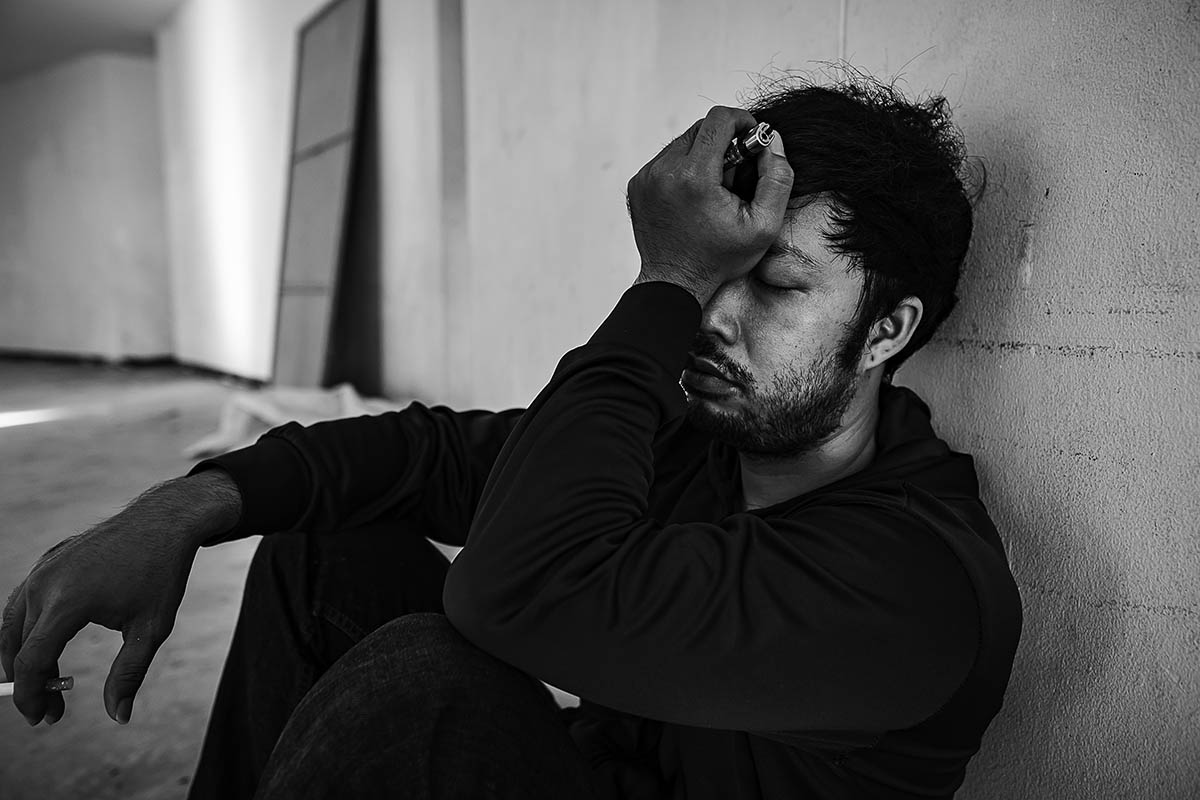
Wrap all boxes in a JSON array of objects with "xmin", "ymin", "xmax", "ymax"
[
  {"xmin": 689, "ymin": 106, "xmax": 758, "ymax": 179},
  {"xmin": 12, "ymin": 613, "xmax": 80, "ymax": 724},
  {"xmin": 1, "ymin": 583, "xmax": 27, "ymax": 681},
  {"xmin": 43, "ymin": 657, "xmax": 65, "ymax": 725},
  {"xmin": 104, "ymin": 631, "xmax": 162, "ymax": 724},
  {"xmin": 628, "ymin": 118, "xmax": 707, "ymax": 217},
  {"xmin": 749, "ymin": 132, "xmax": 794, "ymax": 226}
]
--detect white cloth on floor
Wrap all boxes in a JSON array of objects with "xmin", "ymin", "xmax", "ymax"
[{"xmin": 183, "ymin": 383, "xmax": 407, "ymax": 459}]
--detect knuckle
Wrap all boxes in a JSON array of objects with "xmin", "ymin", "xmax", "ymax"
[
  {"xmin": 697, "ymin": 125, "xmax": 722, "ymax": 149},
  {"xmin": 12, "ymin": 650, "xmax": 40, "ymax": 676},
  {"xmin": 765, "ymin": 172, "xmax": 793, "ymax": 191},
  {"xmin": 113, "ymin": 661, "xmax": 149, "ymax": 682},
  {"xmin": 677, "ymin": 163, "xmax": 700, "ymax": 185},
  {"xmin": 23, "ymin": 574, "xmax": 59, "ymax": 609},
  {"xmin": 753, "ymin": 228, "xmax": 775, "ymax": 247},
  {"xmin": 22, "ymin": 573, "xmax": 43, "ymax": 599}
]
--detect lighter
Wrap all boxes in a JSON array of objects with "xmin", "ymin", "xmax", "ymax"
[{"xmin": 723, "ymin": 122, "xmax": 774, "ymax": 170}]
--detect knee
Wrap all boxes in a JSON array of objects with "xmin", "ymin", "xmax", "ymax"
[
  {"xmin": 337, "ymin": 613, "xmax": 536, "ymax": 708},
  {"xmin": 300, "ymin": 613, "xmax": 555, "ymax": 738},
  {"xmin": 257, "ymin": 615, "xmax": 578, "ymax": 799}
]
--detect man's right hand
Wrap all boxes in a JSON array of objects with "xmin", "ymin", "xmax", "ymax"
[{"xmin": 0, "ymin": 470, "xmax": 242, "ymax": 726}]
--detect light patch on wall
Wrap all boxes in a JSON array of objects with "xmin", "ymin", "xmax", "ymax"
[
  {"xmin": 0, "ymin": 407, "xmax": 72, "ymax": 430},
  {"xmin": 1016, "ymin": 187, "xmax": 1053, "ymax": 289},
  {"xmin": 1017, "ymin": 219, "xmax": 1037, "ymax": 287},
  {"xmin": 189, "ymin": 0, "xmax": 256, "ymax": 363}
]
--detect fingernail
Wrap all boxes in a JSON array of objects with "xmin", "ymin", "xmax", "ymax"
[
  {"xmin": 25, "ymin": 715, "xmax": 39, "ymax": 727},
  {"xmin": 768, "ymin": 131, "xmax": 784, "ymax": 155},
  {"xmin": 116, "ymin": 697, "xmax": 132, "ymax": 724}
]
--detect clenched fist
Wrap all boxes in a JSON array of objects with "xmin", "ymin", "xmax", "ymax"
[{"xmin": 627, "ymin": 106, "xmax": 793, "ymax": 305}]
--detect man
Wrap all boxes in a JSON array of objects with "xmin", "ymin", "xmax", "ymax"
[{"xmin": 2, "ymin": 76, "xmax": 1021, "ymax": 799}]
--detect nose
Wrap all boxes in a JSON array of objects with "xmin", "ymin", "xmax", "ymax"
[{"xmin": 699, "ymin": 279, "xmax": 744, "ymax": 346}]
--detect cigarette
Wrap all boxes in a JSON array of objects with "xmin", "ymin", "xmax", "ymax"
[
  {"xmin": 723, "ymin": 122, "xmax": 774, "ymax": 170},
  {"xmin": 0, "ymin": 676, "xmax": 74, "ymax": 696}
]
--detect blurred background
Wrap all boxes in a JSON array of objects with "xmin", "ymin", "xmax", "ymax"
[{"xmin": 0, "ymin": 0, "xmax": 1197, "ymax": 798}]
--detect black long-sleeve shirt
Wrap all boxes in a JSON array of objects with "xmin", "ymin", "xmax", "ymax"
[{"xmin": 199, "ymin": 282, "xmax": 1022, "ymax": 799}]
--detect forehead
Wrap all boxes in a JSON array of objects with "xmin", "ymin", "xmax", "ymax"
[{"xmin": 771, "ymin": 197, "xmax": 860, "ymax": 288}]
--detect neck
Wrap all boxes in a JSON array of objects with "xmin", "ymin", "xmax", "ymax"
[{"xmin": 738, "ymin": 380, "xmax": 882, "ymax": 512}]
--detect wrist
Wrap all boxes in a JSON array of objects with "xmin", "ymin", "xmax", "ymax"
[
  {"xmin": 172, "ymin": 471, "xmax": 243, "ymax": 549},
  {"xmin": 633, "ymin": 267, "xmax": 717, "ymax": 307}
]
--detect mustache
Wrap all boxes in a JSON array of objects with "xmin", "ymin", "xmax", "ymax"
[{"xmin": 688, "ymin": 337, "xmax": 754, "ymax": 387}]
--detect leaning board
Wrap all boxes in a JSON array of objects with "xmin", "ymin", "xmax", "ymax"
[{"xmin": 272, "ymin": 0, "xmax": 369, "ymax": 387}]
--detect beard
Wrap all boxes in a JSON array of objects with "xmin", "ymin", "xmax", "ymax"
[{"xmin": 683, "ymin": 331, "xmax": 862, "ymax": 460}]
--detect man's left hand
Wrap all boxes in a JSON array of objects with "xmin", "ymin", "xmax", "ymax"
[{"xmin": 627, "ymin": 106, "xmax": 794, "ymax": 306}]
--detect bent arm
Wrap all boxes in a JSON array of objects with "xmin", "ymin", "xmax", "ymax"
[
  {"xmin": 192, "ymin": 403, "xmax": 525, "ymax": 545},
  {"xmin": 444, "ymin": 283, "xmax": 979, "ymax": 732}
]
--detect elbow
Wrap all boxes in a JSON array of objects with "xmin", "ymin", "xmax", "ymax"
[
  {"xmin": 441, "ymin": 561, "xmax": 477, "ymax": 635},
  {"xmin": 441, "ymin": 559, "xmax": 502, "ymax": 649},
  {"xmin": 442, "ymin": 554, "xmax": 543, "ymax": 661}
]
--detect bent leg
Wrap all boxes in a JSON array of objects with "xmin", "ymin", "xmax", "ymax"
[
  {"xmin": 188, "ymin": 525, "xmax": 451, "ymax": 800},
  {"xmin": 256, "ymin": 613, "xmax": 606, "ymax": 800}
]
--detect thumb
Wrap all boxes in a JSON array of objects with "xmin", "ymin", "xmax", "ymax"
[
  {"xmin": 104, "ymin": 631, "xmax": 161, "ymax": 724},
  {"xmin": 750, "ymin": 132, "xmax": 794, "ymax": 223}
]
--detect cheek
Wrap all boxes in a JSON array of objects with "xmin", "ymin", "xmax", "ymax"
[
  {"xmin": 742, "ymin": 307, "xmax": 846, "ymax": 383},
  {"xmin": 742, "ymin": 327, "xmax": 809, "ymax": 386}
]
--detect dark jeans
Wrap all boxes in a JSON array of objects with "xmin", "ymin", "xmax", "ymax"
[{"xmin": 186, "ymin": 523, "xmax": 608, "ymax": 800}]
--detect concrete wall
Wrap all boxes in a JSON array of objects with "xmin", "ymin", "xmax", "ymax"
[
  {"xmin": 157, "ymin": 0, "xmax": 329, "ymax": 379},
  {"xmin": 0, "ymin": 53, "xmax": 170, "ymax": 360},
  {"xmin": 458, "ymin": 1, "xmax": 1198, "ymax": 797},
  {"xmin": 156, "ymin": 0, "xmax": 458, "ymax": 387},
  {"xmin": 847, "ymin": 2, "xmax": 1200, "ymax": 797},
  {"xmin": 456, "ymin": 0, "xmax": 845, "ymax": 407}
]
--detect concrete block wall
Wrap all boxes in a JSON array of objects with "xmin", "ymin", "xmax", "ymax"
[
  {"xmin": 0, "ymin": 53, "xmax": 170, "ymax": 360},
  {"xmin": 457, "ymin": 1, "xmax": 1199, "ymax": 797},
  {"xmin": 850, "ymin": 2, "xmax": 1200, "ymax": 796}
]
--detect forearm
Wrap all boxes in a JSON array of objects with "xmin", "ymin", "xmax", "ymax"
[
  {"xmin": 193, "ymin": 403, "xmax": 525, "ymax": 544},
  {"xmin": 111, "ymin": 472, "xmax": 243, "ymax": 550},
  {"xmin": 443, "ymin": 283, "xmax": 700, "ymax": 690},
  {"xmin": 442, "ymin": 282, "xmax": 981, "ymax": 731}
]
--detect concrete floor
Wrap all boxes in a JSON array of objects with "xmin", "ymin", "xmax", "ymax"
[{"xmin": 0, "ymin": 359, "xmax": 258, "ymax": 799}]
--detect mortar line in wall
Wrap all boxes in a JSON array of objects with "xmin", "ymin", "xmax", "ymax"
[
  {"xmin": 932, "ymin": 337, "xmax": 1200, "ymax": 362},
  {"xmin": 1017, "ymin": 581, "xmax": 1200, "ymax": 620}
]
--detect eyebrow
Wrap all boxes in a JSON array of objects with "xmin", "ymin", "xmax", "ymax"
[{"xmin": 767, "ymin": 240, "xmax": 823, "ymax": 274}]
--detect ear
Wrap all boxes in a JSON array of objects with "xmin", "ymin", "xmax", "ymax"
[{"xmin": 862, "ymin": 296, "xmax": 924, "ymax": 371}]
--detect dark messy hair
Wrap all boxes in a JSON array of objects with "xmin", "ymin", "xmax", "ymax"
[{"xmin": 734, "ymin": 70, "xmax": 982, "ymax": 376}]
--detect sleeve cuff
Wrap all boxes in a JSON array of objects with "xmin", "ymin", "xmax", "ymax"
[
  {"xmin": 188, "ymin": 433, "xmax": 312, "ymax": 537},
  {"xmin": 588, "ymin": 281, "xmax": 702, "ymax": 380}
]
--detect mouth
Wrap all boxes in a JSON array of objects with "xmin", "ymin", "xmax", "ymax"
[
  {"xmin": 682, "ymin": 355, "xmax": 740, "ymax": 396},
  {"xmin": 686, "ymin": 355, "xmax": 737, "ymax": 383}
]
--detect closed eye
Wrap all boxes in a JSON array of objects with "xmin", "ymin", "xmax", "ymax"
[{"xmin": 751, "ymin": 270, "xmax": 802, "ymax": 294}]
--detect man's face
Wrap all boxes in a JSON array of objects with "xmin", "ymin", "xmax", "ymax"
[{"xmin": 682, "ymin": 195, "xmax": 870, "ymax": 458}]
